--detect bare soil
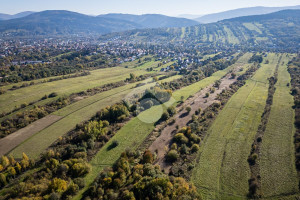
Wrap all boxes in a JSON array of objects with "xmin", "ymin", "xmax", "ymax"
[
  {"xmin": 149, "ymin": 72, "xmax": 239, "ymax": 173},
  {"xmin": 0, "ymin": 115, "xmax": 62, "ymax": 156}
]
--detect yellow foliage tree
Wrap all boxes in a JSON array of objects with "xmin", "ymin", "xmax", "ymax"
[{"xmin": 1, "ymin": 156, "xmax": 10, "ymax": 168}]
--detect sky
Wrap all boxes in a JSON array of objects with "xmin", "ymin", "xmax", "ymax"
[{"xmin": 1, "ymin": 0, "xmax": 300, "ymax": 16}]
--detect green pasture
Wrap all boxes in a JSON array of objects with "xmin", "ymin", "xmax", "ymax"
[
  {"xmin": 260, "ymin": 54, "xmax": 298, "ymax": 197},
  {"xmin": 191, "ymin": 53, "xmax": 279, "ymax": 199}
]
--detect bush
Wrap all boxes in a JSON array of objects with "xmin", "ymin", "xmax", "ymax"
[
  {"xmin": 205, "ymin": 93, "xmax": 209, "ymax": 98},
  {"xmin": 247, "ymin": 153, "xmax": 258, "ymax": 165},
  {"xmin": 108, "ymin": 140, "xmax": 119, "ymax": 150},
  {"xmin": 186, "ymin": 106, "xmax": 191, "ymax": 113},
  {"xmin": 167, "ymin": 106, "xmax": 177, "ymax": 116},
  {"xmin": 174, "ymin": 133, "xmax": 189, "ymax": 144},
  {"xmin": 73, "ymin": 178, "xmax": 85, "ymax": 189},
  {"xmin": 48, "ymin": 178, "xmax": 68, "ymax": 193},
  {"xmin": 166, "ymin": 150, "xmax": 179, "ymax": 162},
  {"xmin": 160, "ymin": 111, "xmax": 170, "ymax": 121},
  {"xmin": 48, "ymin": 92, "xmax": 58, "ymax": 98},
  {"xmin": 142, "ymin": 150, "xmax": 153, "ymax": 164},
  {"xmin": 191, "ymin": 144, "xmax": 200, "ymax": 152}
]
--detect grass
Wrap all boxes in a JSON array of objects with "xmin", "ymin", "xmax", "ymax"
[
  {"xmin": 72, "ymin": 53, "xmax": 251, "ymax": 200},
  {"xmin": 191, "ymin": 53, "xmax": 279, "ymax": 199},
  {"xmin": 223, "ymin": 25, "xmax": 240, "ymax": 44},
  {"xmin": 259, "ymin": 54, "xmax": 299, "ymax": 197},
  {"xmin": 8, "ymin": 75, "xmax": 180, "ymax": 159},
  {"xmin": 0, "ymin": 66, "xmax": 150, "ymax": 114},
  {"xmin": 243, "ymin": 23, "xmax": 262, "ymax": 34}
]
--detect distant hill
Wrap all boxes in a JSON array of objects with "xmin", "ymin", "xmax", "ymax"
[
  {"xmin": 99, "ymin": 13, "xmax": 199, "ymax": 28},
  {"xmin": 0, "ymin": 10, "xmax": 199, "ymax": 36},
  {"xmin": 0, "ymin": 11, "xmax": 35, "ymax": 20},
  {"xmin": 0, "ymin": 10, "xmax": 143, "ymax": 36},
  {"xmin": 195, "ymin": 5, "xmax": 300, "ymax": 23},
  {"xmin": 177, "ymin": 14, "xmax": 204, "ymax": 19},
  {"xmin": 100, "ymin": 10, "xmax": 300, "ymax": 51}
]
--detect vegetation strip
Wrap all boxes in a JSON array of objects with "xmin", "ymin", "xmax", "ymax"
[
  {"xmin": 191, "ymin": 53, "xmax": 278, "ymax": 199},
  {"xmin": 259, "ymin": 54, "xmax": 298, "ymax": 197},
  {"xmin": 247, "ymin": 55, "xmax": 282, "ymax": 198},
  {"xmin": 289, "ymin": 54, "xmax": 300, "ymax": 190},
  {"xmin": 72, "ymin": 55, "xmax": 247, "ymax": 200}
]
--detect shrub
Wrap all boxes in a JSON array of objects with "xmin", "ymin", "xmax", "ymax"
[
  {"xmin": 205, "ymin": 93, "xmax": 209, "ymax": 98},
  {"xmin": 48, "ymin": 92, "xmax": 58, "ymax": 98},
  {"xmin": 179, "ymin": 144, "xmax": 189, "ymax": 154},
  {"xmin": 71, "ymin": 162, "xmax": 90, "ymax": 177},
  {"xmin": 73, "ymin": 178, "xmax": 85, "ymax": 189},
  {"xmin": 108, "ymin": 140, "xmax": 119, "ymax": 150},
  {"xmin": 167, "ymin": 106, "xmax": 177, "ymax": 116},
  {"xmin": 195, "ymin": 108, "xmax": 201, "ymax": 115},
  {"xmin": 247, "ymin": 153, "xmax": 258, "ymax": 165},
  {"xmin": 48, "ymin": 192, "xmax": 60, "ymax": 200},
  {"xmin": 166, "ymin": 150, "xmax": 179, "ymax": 162},
  {"xmin": 48, "ymin": 178, "xmax": 68, "ymax": 193},
  {"xmin": 174, "ymin": 133, "xmax": 189, "ymax": 144},
  {"xmin": 142, "ymin": 150, "xmax": 153, "ymax": 164},
  {"xmin": 191, "ymin": 144, "xmax": 200, "ymax": 153},
  {"xmin": 186, "ymin": 106, "xmax": 191, "ymax": 113},
  {"xmin": 160, "ymin": 111, "xmax": 170, "ymax": 121}
]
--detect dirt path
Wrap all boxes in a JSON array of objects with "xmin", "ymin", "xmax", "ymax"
[
  {"xmin": 149, "ymin": 72, "xmax": 239, "ymax": 173},
  {"xmin": 0, "ymin": 115, "xmax": 62, "ymax": 156}
]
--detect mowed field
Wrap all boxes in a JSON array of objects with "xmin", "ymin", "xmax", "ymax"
[
  {"xmin": 8, "ymin": 75, "xmax": 180, "ymax": 159},
  {"xmin": 259, "ymin": 54, "xmax": 298, "ymax": 197},
  {"xmin": 0, "ymin": 65, "xmax": 150, "ymax": 114},
  {"xmin": 72, "ymin": 53, "xmax": 252, "ymax": 200},
  {"xmin": 191, "ymin": 53, "xmax": 282, "ymax": 199}
]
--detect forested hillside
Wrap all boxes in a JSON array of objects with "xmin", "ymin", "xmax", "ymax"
[{"xmin": 101, "ymin": 10, "xmax": 300, "ymax": 51}]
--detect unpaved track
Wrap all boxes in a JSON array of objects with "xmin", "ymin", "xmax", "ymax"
[
  {"xmin": 149, "ymin": 72, "xmax": 239, "ymax": 172},
  {"xmin": 0, "ymin": 115, "xmax": 62, "ymax": 156}
]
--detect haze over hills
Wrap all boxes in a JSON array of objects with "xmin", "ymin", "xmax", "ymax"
[
  {"xmin": 177, "ymin": 14, "xmax": 204, "ymax": 19},
  {"xmin": 0, "ymin": 10, "xmax": 199, "ymax": 36},
  {"xmin": 195, "ymin": 5, "xmax": 300, "ymax": 23},
  {"xmin": 99, "ymin": 13, "xmax": 199, "ymax": 28},
  {"xmin": 0, "ymin": 11, "xmax": 35, "ymax": 20},
  {"xmin": 101, "ymin": 10, "xmax": 300, "ymax": 51}
]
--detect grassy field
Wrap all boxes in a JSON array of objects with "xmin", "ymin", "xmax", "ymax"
[
  {"xmin": 72, "ymin": 53, "xmax": 252, "ymax": 200},
  {"xmin": 191, "ymin": 53, "xmax": 279, "ymax": 199},
  {"xmin": 8, "ymin": 75, "xmax": 180, "ymax": 159},
  {"xmin": 259, "ymin": 54, "xmax": 298, "ymax": 197},
  {"xmin": 0, "ymin": 66, "xmax": 151, "ymax": 114},
  {"xmin": 224, "ymin": 25, "xmax": 240, "ymax": 44},
  {"xmin": 243, "ymin": 23, "xmax": 262, "ymax": 34}
]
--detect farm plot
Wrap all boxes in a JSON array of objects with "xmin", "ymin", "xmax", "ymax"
[
  {"xmin": 72, "ymin": 54, "xmax": 252, "ymax": 200},
  {"xmin": 8, "ymin": 75, "xmax": 180, "ymax": 159},
  {"xmin": 259, "ymin": 54, "xmax": 298, "ymax": 197},
  {"xmin": 0, "ymin": 66, "xmax": 149, "ymax": 114},
  {"xmin": 0, "ymin": 115, "xmax": 62, "ymax": 156},
  {"xmin": 191, "ymin": 53, "xmax": 279, "ymax": 199}
]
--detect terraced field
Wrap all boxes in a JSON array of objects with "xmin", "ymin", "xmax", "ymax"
[
  {"xmin": 0, "ymin": 66, "xmax": 149, "ymax": 114},
  {"xmin": 72, "ymin": 53, "xmax": 252, "ymax": 200},
  {"xmin": 260, "ymin": 54, "xmax": 298, "ymax": 197},
  {"xmin": 8, "ymin": 75, "xmax": 180, "ymax": 159},
  {"xmin": 191, "ymin": 53, "xmax": 280, "ymax": 199}
]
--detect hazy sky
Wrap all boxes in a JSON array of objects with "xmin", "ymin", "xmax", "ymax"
[{"xmin": 1, "ymin": 0, "xmax": 300, "ymax": 16}]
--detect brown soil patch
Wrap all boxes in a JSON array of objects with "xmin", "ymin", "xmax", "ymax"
[
  {"xmin": 0, "ymin": 115, "xmax": 62, "ymax": 156},
  {"xmin": 149, "ymin": 72, "xmax": 239, "ymax": 173},
  {"xmin": 73, "ymin": 96, "xmax": 88, "ymax": 101}
]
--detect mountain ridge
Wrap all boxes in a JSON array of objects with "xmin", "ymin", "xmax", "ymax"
[
  {"xmin": 195, "ymin": 5, "xmax": 300, "ymax": 23},
  {"xmin": 0, "ymin": 11, "xmax": 35, "ymax": 20}
]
